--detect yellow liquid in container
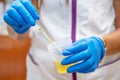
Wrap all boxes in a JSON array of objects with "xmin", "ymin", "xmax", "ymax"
[{"xmin": 54, "ymin": 61, "xmax": 73, "ymax": 73}]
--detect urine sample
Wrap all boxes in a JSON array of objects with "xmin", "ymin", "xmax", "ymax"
[
  {"xmin": 47, "ymin": 39, "xmax": 73, "ymax": 73},
  {"xmin": 55, "ymin": 61, "xmax": 73, "ymax": 73}
]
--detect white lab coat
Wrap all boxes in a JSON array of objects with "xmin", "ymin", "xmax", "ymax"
[{"xmin": 26, "ymin": 0, "xmax": 120, "ymax": 80}]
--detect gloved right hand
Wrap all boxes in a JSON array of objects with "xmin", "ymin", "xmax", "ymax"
[{"xmin": 3, "ymin": 0, "xmax": 40, "ymax": 34}]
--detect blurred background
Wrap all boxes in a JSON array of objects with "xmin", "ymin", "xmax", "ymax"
[{"xmin": 0, "ymin": 0, "xmax": 31, "ymax": 80}]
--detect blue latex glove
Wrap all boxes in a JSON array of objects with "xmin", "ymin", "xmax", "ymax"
[
  {"xmin": 61, "ymin": 37, "xmax": 105, "ymax": 73},
  {"xmin": 3, "ymin": 0, "xmax": 40, "ymax": 34}
]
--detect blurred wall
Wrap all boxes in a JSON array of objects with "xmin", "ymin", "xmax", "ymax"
[{"xmin": 0, "ymin": 36, "xmax": 31, "ymax": 80}]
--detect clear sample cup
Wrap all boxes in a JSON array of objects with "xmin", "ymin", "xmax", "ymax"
[{"xmin": 47, "ymin": 39, "xmax": 73, "ymax": 73}]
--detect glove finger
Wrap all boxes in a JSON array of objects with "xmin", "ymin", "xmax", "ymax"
[
  {"xmin": 67, "ymin": 52, "xmax": 94, "ymax": 73},
  {"xmin": 11, "ymin": 1, "xmax": 36, "ymax": 26},
  {"xmin": 14, "ymin": 25, "xmax": 30, "ymax": 34},
  {"xmin": 4, "ymin": 13, "xmax": 30, "ymax": 34},
  {"xmin": 7, "ymin": 7, "xmax": 27, "ymax": 26},
  {"xmin": 62, "ymin": 40, "xmax": 87, "ymax": 56},
  {"xmin": 72, "ymin": 39, "xmax": 84, "ymax": 45},
  {"xmin": 80, "ymin": 62, "xmax": 97, "ymax": 73},
  {"xmin": 79, "ymin": 55, "xmax": 98, "ymax": 73},
  {"xmin": 61, "ymin": 49, "xmax": 90, "ymax": 65},
  {"xmin": 3, "ymin": 13, "xmax": 20, "ymax": 29},
  {"xmin": 20, "ymin": 0, "xmax": 40, "ymax": 20}
]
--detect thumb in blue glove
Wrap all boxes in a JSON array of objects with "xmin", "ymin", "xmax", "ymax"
[
  {"xmin": 61, "ymin": 37, "xmax": 105, "ymax": 73},
  {"xmin": 3, "ymin": 0, "xmax": 40, "ymax": 34}
]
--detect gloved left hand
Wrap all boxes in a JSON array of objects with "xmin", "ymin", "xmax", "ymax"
[{"xmin": 61, "ymin": 37, "xmax": 105, "ymax": 73}]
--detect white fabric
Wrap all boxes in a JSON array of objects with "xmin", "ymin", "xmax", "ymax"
[
  {"xmin": 0, "ymin": 3, "xmax": 8, "ymax": 35},
  {"xmin": 27, "ymin": 0, "xmax": 120, "ymax": 80}
]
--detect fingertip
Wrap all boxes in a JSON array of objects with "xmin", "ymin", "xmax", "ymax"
[
  {"xmin": 34, "ymin": 11, "xmax": 40, "ymax": 20},
  {"xmin": 3, "ymin": 13, "xmax": 14, "ymax": 26},
  {"xmin": 3, "ymin": 13, "xmax": 13, "ymax": 27},
  {"xmin": 36, "ymin": 15, "xmax": 40, "ymax": 20},
  {"xmin": 61, "ymin": 58, "xmax": 70, "ymax": 65},
  {"xmin": 61, "ymin": 59, "xmax": 66, "ymax": 65},
  {"xmin": 67, "ymin": 67, "xmax": 74, "ymax": 73},
  {"xmin": 30, "ymin": 19, "xmax": 36, "ymax": 26},
  {"xmin": 6, "ymin": 7, "xmax": 13, "ymax": 14},
  {"xmin": 62, "ymin": 49, "xmax": 69, "ymax": 56},
  {"xmin": 62, "ymin": 49, "xmax": 71, "ymax": 56},
  {"xmin": 3, "ymin": 13, "xmax": 7, "ymax": 21}
]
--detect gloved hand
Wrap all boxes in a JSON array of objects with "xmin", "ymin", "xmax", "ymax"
[
  {"xmin": 61, "ymin": 37, "xmax": 105, "ymax": 73},
  {"xmin": 3, "ymin": 0, "xmax": 39, "ymax": 34}
]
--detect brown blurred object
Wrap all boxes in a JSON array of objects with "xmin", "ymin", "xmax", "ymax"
[
  {"xmin": 32, "ymin": 0, "xmax": 40, "ymax": 13},
  {"xmin": 0, "ymin": 0, "xmax": 5, "ymax": 2},
  {"xmin": 0, "ymin": 35, "xmax": 31, "ymax": 80},
  {"xmin": 114, "ymin": 0, "xmax": 120, "ymax": 29}
]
